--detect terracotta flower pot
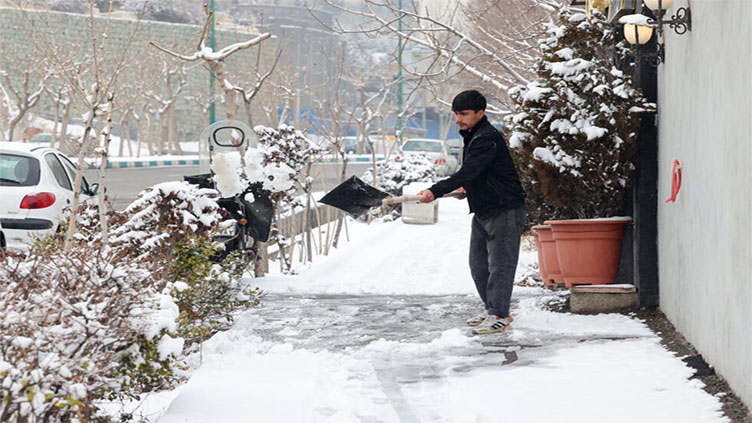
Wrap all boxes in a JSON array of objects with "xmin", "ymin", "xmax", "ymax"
[
  {"xmin": 545, "ymin": 219, "xmax": 630, "ymax": 287},
  {"xmin": 532, "ymin": 224, "xmax": 563, "ymax": 285},
  {"xmin": 530, "ymin": 230, "xmax": 552, "ymax": 287}
]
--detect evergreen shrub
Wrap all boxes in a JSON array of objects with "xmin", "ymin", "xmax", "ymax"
[{"xmin": 507, "ymin": 8, "xmax": 654, "ymax": 221}]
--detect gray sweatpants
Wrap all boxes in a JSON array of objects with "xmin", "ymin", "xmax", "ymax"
[{"xmin": 469, "ymin": 206, "xmax": 526, "ymax": 318}]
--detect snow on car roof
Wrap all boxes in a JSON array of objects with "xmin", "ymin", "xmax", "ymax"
[{"xmin": 0, "ymin": 141, "xmax": 48, "ymax": 154}]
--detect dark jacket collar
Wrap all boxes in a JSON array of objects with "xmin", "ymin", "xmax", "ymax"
[{"xmin": 459, "ymin": 115, "xmax": 489, "ymax": 140}]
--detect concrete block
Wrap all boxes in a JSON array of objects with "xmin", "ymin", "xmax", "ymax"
[
  {"xmin": 570, "ymin": 284, "xmax": 639, "ymax": 314},
  {"xmin": 401, "ymin": 182, "xmax": 438, "ymax": 225}
]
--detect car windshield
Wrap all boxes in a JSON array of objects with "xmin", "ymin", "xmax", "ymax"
[
  {"xmin": 402, "ymin": 140, "xmax": 442, "ymax": 153},
  {"xmin": 0, "ymin": 154, "xmax": 41, "ymax": 186}
]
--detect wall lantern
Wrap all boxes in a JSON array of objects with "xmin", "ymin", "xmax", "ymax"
[
  {"xmin": 622, "ymin": 15, "xmax": 654, "ymax": 45},
  {"xmin": 620, "ymin": 0, "xmax": 691, "ymax": 64}
]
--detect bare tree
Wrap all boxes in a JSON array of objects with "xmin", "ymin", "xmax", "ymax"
[
  {"xmin": 43, "ymin": 83, "xmax": 70, "ymax": 150},
  {"xmin": 0, "ymin": 60, "xmax": 51, "ymax": 141},
  {"xmin": 229, "ymin": 46, "xmax": 282, "ymax": 129},
  {"xmin": 23, "ymin": 0, "xmax": 156, "ymax": 249},
  {"xmin": 149, "ymin": 60, "xmax": 187, "ymax": 155},
  {"xmin": 149, "ymin": 6, "xmax": 272, "ymax": 122},
  {"xmin": 313, "ymin": 0, "xmax": 566, "ymax": 113}
]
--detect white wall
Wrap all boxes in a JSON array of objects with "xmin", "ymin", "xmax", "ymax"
[{"xmin": 657, "ymin": 0, "xmax": 752, "ymax": 407}]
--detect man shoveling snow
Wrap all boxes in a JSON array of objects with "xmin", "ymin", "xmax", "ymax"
[{"xmin": 418, "ymin": 90, "xmax": 527, "ymax": 335}]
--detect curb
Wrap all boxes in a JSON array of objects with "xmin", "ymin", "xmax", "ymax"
[
  {"xmin": 317, "ymin": 156, "xmax": 385, "ymax": 163},
  {"xmin": 85, "ymin": 159, "xmax": 201, "ymax": 169},
  {"xmin": 84, "ymin": 156, "xmax": 383, "ymax": 169}
]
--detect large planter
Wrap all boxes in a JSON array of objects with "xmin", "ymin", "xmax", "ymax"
[
  {"xmin": 530, "ymin": 230, "xmax": 552, "ymax": 287},
  {"xmin": 545, "ymin": 219, "xmax": 630, "ymax": 287},
  {"xmin": 532, "ymin": 224, "xmax": 563, "ymax": 286}
]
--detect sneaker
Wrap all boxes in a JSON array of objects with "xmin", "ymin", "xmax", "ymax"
[
  {"xmin": 471, "ymin": 314, "xmax": 511, "ymax": 335},
  {"xmin": 467, "ymin": 311, "xmax": 513, "ymax": 327},
  {"xmin": 466, "ymin": 310, "xmax": 488, "ymax": 326}
]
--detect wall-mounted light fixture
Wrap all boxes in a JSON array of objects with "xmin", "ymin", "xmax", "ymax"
[
  {"xmin": 644, "ymin": 0, "xmax": 692, "ymax": 37},
  {"xmin": 620, "ymin": 0, "xmax": 692, "ymax": 65}
]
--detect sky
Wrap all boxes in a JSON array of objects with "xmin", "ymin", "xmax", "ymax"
[{"xmin": 101, "ymin": 197, "xmax": 731, "ymax": 423}]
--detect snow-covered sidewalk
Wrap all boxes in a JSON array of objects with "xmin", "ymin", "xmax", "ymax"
[{"xmin": 147, "ymin": 199, "xmax": 728, "ymax": 423}]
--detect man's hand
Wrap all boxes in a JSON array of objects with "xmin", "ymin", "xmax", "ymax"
[
  {"xmin": 451, "ymin": 187, "xmax": 466, "ymax": 200},
  {"xmin": 417, "ymin": 189, "xmax": 435, "ymax": 203}
]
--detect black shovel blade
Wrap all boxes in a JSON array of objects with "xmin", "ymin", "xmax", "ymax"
[{"xmin": 319, "ymin": 176, "xmax": 389, "ymax": 218}]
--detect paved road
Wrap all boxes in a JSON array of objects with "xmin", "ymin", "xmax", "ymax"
[{"xmin": 88, "ymin": 162, "xmax": 373, "ymax": 211}]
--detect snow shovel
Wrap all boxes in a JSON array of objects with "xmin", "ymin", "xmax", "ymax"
[{"xmin": 319, "ymin": 175, "xmax": 462, "ymax": 219}]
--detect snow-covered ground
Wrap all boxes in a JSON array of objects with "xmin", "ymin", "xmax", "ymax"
[{"xmin": 122, "ymin": 199, "xmax": 728, "ymax": 423}]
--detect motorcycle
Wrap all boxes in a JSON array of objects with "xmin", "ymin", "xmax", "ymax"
[{"xmin": 184, "ymin": 120, "xmax": 273, "ymax": 261}]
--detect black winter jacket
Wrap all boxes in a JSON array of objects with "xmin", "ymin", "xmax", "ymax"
[{"xmin": 428, "ymin": 116, "xmax": 526, "ymax": 218}]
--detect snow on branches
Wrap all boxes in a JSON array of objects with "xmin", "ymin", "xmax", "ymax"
[
  {"xmin": 362, "ymin": 153, "xmax": 438, "ymax": 197},
  {"xmin": 211, "ymin": 125, "xmax": 321, "ymax": 205},
  {"xmin": 110, "ymin": 181, "xmax": 226, "ymax": 263},
  {"xmin": 0, "ymin": 180, "xmax": 259, "ymax": 422},
  {"xmin": 507, "ymin": 8, "xmax": 655, "ymax": 220},
  {"xmin": 0, "ymin": 246, "xmax": 182, "ymax": 422}
]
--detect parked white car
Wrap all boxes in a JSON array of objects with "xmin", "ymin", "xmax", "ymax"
[
  {"xmin": 400, "ymin": 138, "xmax": 459, "ymax": 176},
  {"xmin": 0, "ymin": 142, "xmax": 98, "ymax": 250}
]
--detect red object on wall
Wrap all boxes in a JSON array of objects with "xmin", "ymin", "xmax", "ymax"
[{"xmin": 665, "ymin": 160, "xmax": 682, "ymax": 203}]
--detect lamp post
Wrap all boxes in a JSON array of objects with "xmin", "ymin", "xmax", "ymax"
[
  {"xmin": 209, "ymin": 0, "xmax": 216, "ymax": 124},
  {"xmin": 397, "ymin": 0, "xmax": 403, "ymax": 142}
]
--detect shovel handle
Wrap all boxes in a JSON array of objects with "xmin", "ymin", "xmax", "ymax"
[{"xmin": 382, "ymin": 190, "xmax": 464, "ymax": 205}]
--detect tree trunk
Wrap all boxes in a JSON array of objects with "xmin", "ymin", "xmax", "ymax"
[
  {"xmin": 63, "ymin": 122, "xmax": 95, "ymax": 252},
  {"xmin": 50, "ymin": 100, "xmax": 60, "ymax": 149},
  {"xmin": 245, "ymin": 101, "xmax": 255, "ymax": 129},
  {"xmin": 145, "ymin": 113, "xmax": 154, "ymax": 156},
  {"xmin": 157, "ymin": 113, "xmax": 165, "ymax": 155},
  {"xmin": 98, "ymin": 111, "xmax": 113, "ymax": 244},
  {"xmin": 125, "ymin": 116, "xmax": 133, "ymax": 157},
  {"xmin": 255, "ymin": 241, "xmax": 269, "ymax": 277},
  {"xmin": 173, "ymin": 108, "xmax": 184, "ymax": 155},
  {"xmin": 7, "ymin": 117, "xmax": 19, "ymax": 141},
  {"xmin": 60, "ymin": 102, "xmax": 71, "ymax": 151},
  {"xmin": 118, "ymin": 116, "xmax": 126, "ymax": 157}
]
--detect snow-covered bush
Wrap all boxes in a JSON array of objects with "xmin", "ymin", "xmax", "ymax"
[
  {"xmin": 212, "ymin": 124, "xmax": 320, "ymax": 206},
  {"xmin": 167, "ymin": 238, "xmax": 260, "ymax": 348},
  {"xmin": 0, "ymin": 245, "xmax": 182, "ymax": 422},
  {"xmin": 362, "ymin": 153, "xmax": 438, "ymax": 196},
  {"xmin": 507, "ymin": 8, "xmax": 654, "ymax": 220},
  {"xmin": 110, "ymin": 181, "xmax": 228, "ymax": 280},
  {"xmin": 109, "ymin": 181, "xmax": 260, "ymax": 346},
  {"xmin": 252, "ymin": 124, "xmax": 322, "ymax": 204},
  {"xmin": 0, "ymin": 182, "xmax": 264, "ymax": 421}
]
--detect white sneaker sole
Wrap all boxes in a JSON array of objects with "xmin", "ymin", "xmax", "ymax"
[
  {"xmin": 467, "ymin": 316, "xmax": 513, "ymax": 327},
  {"xmin": 472, "ymin": 322, "xmax": 511, "ymax": 335}
]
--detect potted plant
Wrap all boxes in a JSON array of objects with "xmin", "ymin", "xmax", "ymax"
[{"xmin": 507, "ymin": 7, "xmax": 654, "ymax": 287}]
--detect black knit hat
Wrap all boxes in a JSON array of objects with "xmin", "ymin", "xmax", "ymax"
[{"xmin": 451, "ymin": 90, "xmax": 486, "ymax": 112}]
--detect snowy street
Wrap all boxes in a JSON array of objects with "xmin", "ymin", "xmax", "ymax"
[{"xmin": 142, "ymin": 199, "xmax": 729, "ymax": 423}]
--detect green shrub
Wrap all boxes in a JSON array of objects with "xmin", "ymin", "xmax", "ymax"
[{"xmin": 167, "ymin": 238, "xmax": 261, "ymax": 348}]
